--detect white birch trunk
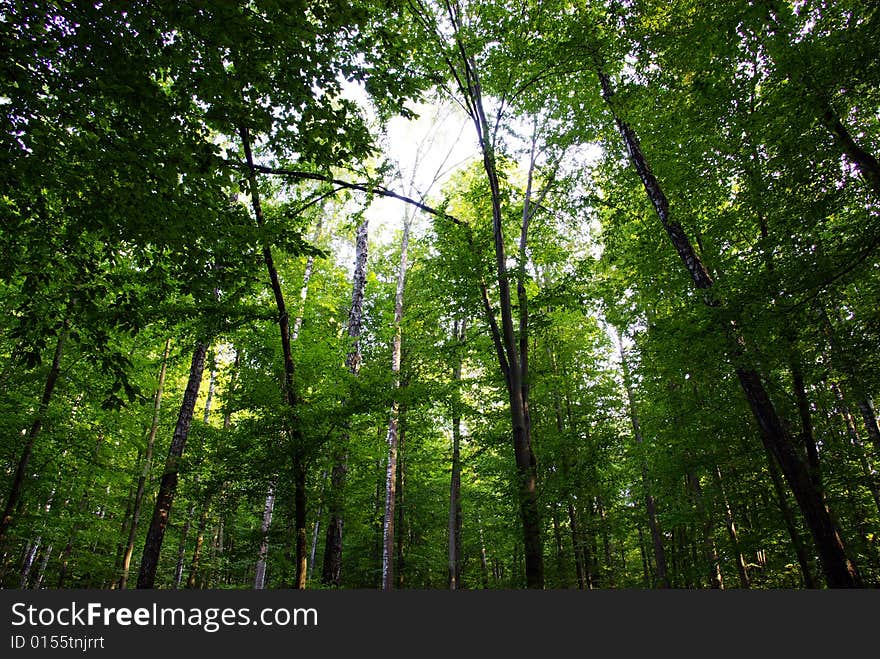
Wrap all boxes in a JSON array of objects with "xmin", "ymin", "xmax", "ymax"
[
  {"xmin": 253, "ymin": 479, "xmax": 276, "ymax": 590},
  {"xmin": 382, "ymin": 215, "xmax": 411, "ymax": 590}
]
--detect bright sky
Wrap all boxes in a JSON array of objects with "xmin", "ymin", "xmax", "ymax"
[{"xmin": 365, "ymin": 99, "xmax": 476, "ymax": 246}]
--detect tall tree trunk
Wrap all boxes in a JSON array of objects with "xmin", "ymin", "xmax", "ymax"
[
  {"xmin": 764, "ymin": 446, "xmax": 818, "ymax": 588},
  {"xmin": 255, "ymin": 226, "xmax": 321, "ymax": 589},
  {"xmin": 382, "ymin": 215, "xmax": 410, "ymax": 591},
  {"xmin": 254, "ymin": 479, "xmax": 276, "ymax": 590},
  {"xmin": 448, "ymin": 318, "xmax": 465, "ymax": 590},
  {"xmin": 551, "ymin": 506, "xmax": 567, "ymax": 588},
  {"xmin": 445, "ymin": 40, "xmax": 543, "ymax": 587},
  {"xmin": 791, "ymin": 360, "xmax": 823, "ymax": 491},
  {"xmin": 240, "ymin": 124, "xmax": 309, "ymax": 589},
  {"xmin": 598, "ymin": 70, "xmax": 861, "ymax": 588},
  {"xmin": 322, "ymin": 218, "xmax": 369, "ymax": 587},
  {"xmin": 616, "ymin": 329, "xmax": 670, "ymax": 588},
  {"xmin": 120, "ymin": 337, "xmax": 171, "ymax": 589},
  {"xmin": 714, "ymin": 466, "xmax": 750, "ymax": 589},
  {"xmin": 0, "ymin": 324, "xmax": 69, "ymax": 548},
  {"xmin": 637, "ymin": 527, "xmax": 652, "ymax": 587},
  {"xmin": 137, "ymin": 341, "xmax": 207, "ymax": 589}
]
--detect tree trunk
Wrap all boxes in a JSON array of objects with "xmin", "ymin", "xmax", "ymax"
[
  {"xmin": 616, "ymin": 329, "xmax": 670, "ymax": 588},
  {"xmin": 452, "ymin": 50, "xmax": 542, "ymax": 588},
  {"xmin": 478, "ymin": 517, "xmax": 490, "ymax": 589},
  {"xmin": 33, "ymin": 544, "xmax": 52, "ymax": 589},
  {"xmin": 764, "ymin": 446, "xmax": 818, "ymax": 588},
  {"xmin": 567, "ymin": 503, "xmax": 586, "ymax": 590},
  {"xmin": 322, "ymin": 218, "xmax": 369, "ymax": 587},
  {"xmin": 596, "ymin": 497, "xmax": 615, "ymax": 587},
  {"xmin": 120, "ymin": 337, "xmax": 171, "ymax": 589},
  {"xmin": 714, "ymin": 466, "xmax": 750, "ymax": 589},
  {"xmin": 820, "ymin": 103, "xmax": 880, "ymax": 199},
  {"xmin": 382, "ymin": 215, "xmax": 410, "ymax": 591},
  {"xmin": 308, "ymin": 470, "xmax": 326, "ymax": 582},
  {"xmin": 395, "ymin": 417, "xmax": 407, "ymax": 590},
  {"xmin": 137, "ymin": 341, "xmax": 207, "ymax": 589},
  {"xmin": 293, "ymin": 460, "xmax": 308, "ymax": 589},
  {"xmin": 599, "ymin": 69, "xmax": 861, "ymax": 588},
  {"xmin": 240, "ymin": 124, "xmax": 309, "ymax": 589},
  {"xmin": 791, "ymin": 360, "xmax": 822, "ymax": 491},
  {"xmin": 253, "ymin": 479, "xmax": 276, "ymax": 589},
  {"xmin": 551, "ymin": 506, "xmax": 567, "ymax": 588},
  {"xmin": 20, "ymin": 537, "xmax": 40, "ymax": 588},
  {"xmin": 0, "ymin": 324, "xmax": 69, "ymax": 548},
  {"xmin": 448, "ymin": 318, "xmax": 465, "ymax": 589},
  {"xmin": 186, "ymin": 506, "xmax": 210, "ymax": 589},
  {"xmin": 173, "ymin": 504, "xmax": 194, "ymax": 589}
]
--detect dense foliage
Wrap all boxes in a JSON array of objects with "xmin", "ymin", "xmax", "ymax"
[{"xmin": 1, "ymin": 0, "xmax": 878, "ymax": 589}]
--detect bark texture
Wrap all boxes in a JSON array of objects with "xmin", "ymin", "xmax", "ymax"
[{"xmin": 137, "ymin": 341, "xmax": 207, "ymax": 589}]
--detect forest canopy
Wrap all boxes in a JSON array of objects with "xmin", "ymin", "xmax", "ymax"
[{"xmin": 1, "ymin": 0, "xmax": 879, "ymax": 590}]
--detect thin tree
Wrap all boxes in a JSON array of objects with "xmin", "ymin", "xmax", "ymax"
[
  {"xmin": 119, "ymin": 338, "xmax": 172, "ymax": 589},
  {"xmin": 615, "ymin": 328, "xmax": 670, "ymax": 588},
  {"xmin": 448, "ymin": 318, "xmax": 466, "ymax": 589},
  {"xmin": 596, "ymin": 66, "xmax": 862, "ymax": 588}
]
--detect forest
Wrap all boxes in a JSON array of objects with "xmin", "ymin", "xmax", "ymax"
[{"xmin": 1, "ymin": 0, "xmax": 879, "ymax": 591}]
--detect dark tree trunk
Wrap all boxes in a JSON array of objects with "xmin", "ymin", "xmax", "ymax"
[
  {"xmin": 240, "ymin": 124, "xmax": 309, "ymax": 588},
  {"xmin": 0, "ymin": 325, "xmax": 68, "ymax": 548},
  {"xmin": 137, "ymin": 341, "xmax": 207, "ymax": 589},
  {"xmin": 293, "ymin": 460, "xmax": 308, "ymax": 589},
  {"xmin": 120, "ymin": 337, "xmax": 171, "ymax": 589},
  {"xmin": 764, "ymin": 446, "xmax": 818, "ymax": 588},
  {"xmin": 452, "ymin": 54, "xmax": 542, "ymax": 588},
  {"xmin": 599, "ymin": 69, "xmax": 861, "ymax": 588},
  {"xmin": 820, "ymin": 102, "xmax": 880, "ymax": 199}
]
